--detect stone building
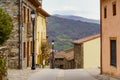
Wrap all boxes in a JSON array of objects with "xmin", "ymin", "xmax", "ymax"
[
  {"xmin": 0, "ymin": 0, "xmax": 50, "ymax": 69},
  {"xmin": 73, "ymin": 34, "xmax": 100, "ymax": 69},
  {"xmin": 101, "ymin": 0, "xmax": 120, "ymax": 77},
  {"xmin": 54, "ymin": 48, "xmax": 74, "ymax": 69}
]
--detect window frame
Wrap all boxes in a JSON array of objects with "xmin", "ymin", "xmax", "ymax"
[
  {"xmin": 112, "ymin": 1, "xmax": 117, "ymax": 16},
  {"xmin": 23, "ymin": 6, "xmax": 26, "ymax": 23},
  {"xmin": 104, "ymin": 6, "xmax": 107, "ymax": 18},
  {"xmin": 110, "ymin": 38, "xmax": 117, "ymax": 67}
]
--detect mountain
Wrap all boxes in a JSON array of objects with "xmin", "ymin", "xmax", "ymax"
[
  {"xmin": 54, "ymin": 14, "xmax": 100, "ymax": 24},
  {"xmin": 46, "ymin": 15, "xmax": 100, "ymax": 51}
]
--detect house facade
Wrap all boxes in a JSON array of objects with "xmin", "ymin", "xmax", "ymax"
[
  {"xmin": 54, "ymin": 48, "xmax": 74, "ymax": 69},
  {"xmin": 35, "ymin": 7, "xmax": 50, "ymax": 67},
  {"xmin": 73, "ymin": 34, "xmax": 100, "ymax": 69},
  {"xmin": 101, "ymin": 0, "xmax": 120, "ymax": 77},
  {"xmin": 0, "ymin": 0, "xmax": 50, "ymax": 69}
]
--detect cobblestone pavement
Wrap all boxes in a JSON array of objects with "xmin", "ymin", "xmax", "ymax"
[{"xmin": 7, "ymin": 67, "xmax": 42, "ymax": 80}]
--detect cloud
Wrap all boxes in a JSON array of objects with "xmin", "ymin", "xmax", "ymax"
[
  {"xmin": 43, "ymin": 0, "xmax": 100, "ymax": 19},
  {"xmin": 52, "ymin": 10, "xmax": 100, "ymax": 20},
  {"xmin": 52, "ymin": 10, "xmax": 77, "ymax": 15},
  {"xmin": 60, "ymin": 6, "xmax": 79, "ymax": 11}
]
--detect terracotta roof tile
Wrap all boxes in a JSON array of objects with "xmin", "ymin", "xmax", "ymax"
[
  {"xmin": 28, "ymin": 0, "xmax": 41, "ymax": 7},
  {"xmin": 72, "ymin": 34, "xmax": 100, "ymax": 44},
  {"xmin": 54, "ymin": 48, "xmax": 74, "ymax": 61},
  {"xmin": 37, "ymin": 7, "xmax": 50, "ymax": 17}
]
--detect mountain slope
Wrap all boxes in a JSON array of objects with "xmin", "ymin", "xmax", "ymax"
[
  {"xmin": 47, "ymin": 15, "xmax": 100, "ymax": 50},
  {"xmin": 54, "ymin": 14, "xmax": 100, "ymax": 24}
]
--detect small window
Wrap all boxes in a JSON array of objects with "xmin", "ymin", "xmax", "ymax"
[
  {"xmin": 110, "ymin": 39, "xmax": 117, "ymax": 67},
  {"xmin": 104, "ymin": 6, "xmax": 107, "ymax": 18},
  {"xmin": 113, "ymin": 2, "xmax": 116, "ymax": 16},
  {"xmin": 23, "ymin": 42, "xmax": 26, "ymax": 58},
  {"xmin": 27, "ymin": 9, "xmax": 29, "ymax": 22},
  {"xmin": 23, "ymin": 6, "xmax": 26, "ymax": 23}
]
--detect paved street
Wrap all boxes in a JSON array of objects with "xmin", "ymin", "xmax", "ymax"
[
  {"xmin": 8, "ymin": 67, "xmax": 42, "ymax": 80},
  {"xmin": 8, "ymin": 67, "xmax": 119, "ymax": 80},
  {"xmin": 28, "ymin": 68, "xmax": 98, "ymax": 80},
  {"xmin": 64, "ymin": 69, "xmax": 98, "ymax": 80}
]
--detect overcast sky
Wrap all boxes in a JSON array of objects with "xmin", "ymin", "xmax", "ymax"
[{"xmin": 43, "ymin": 0, "xmax": 100, "ymax": 20}]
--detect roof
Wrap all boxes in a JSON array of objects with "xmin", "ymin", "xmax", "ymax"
[
  {"xmin": 72, "ymin": 34, "xmax": 100, "ymax": 44},
  {"xmin": 28, "ymin": 0, "xmax": 50, "ymax": 17},
  {"xmin": 64, "ymin": 50, "xmax": 74, "ymax": 61},
  {"xmin": 54, "ymin": 51, "xmax": 65, "ymax": 58},
  {"xmin": 28, "ymin": 0, "xmax": 41, "ymax": 7},
  {"xmin": 64, "ymin": 48, "xmax": 73, "ymax": 53},
  {"xmin": 54, "ymin": 48, "xmax": 74, "ymax": 61},
  {"xmin": 37, "ymin": 7, "xmax": 50, "ymax": 17}
]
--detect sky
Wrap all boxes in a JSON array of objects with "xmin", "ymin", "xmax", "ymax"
[{"xmin": 43, "ymin": 0, "xmax": 100, "ymax": 20}]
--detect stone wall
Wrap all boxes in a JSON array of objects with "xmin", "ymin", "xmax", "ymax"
[
  {"xmin": 54, "ymin": 58, "xmax": 74, "ymax": 69},
  {"xmin": 54, "ymin": 58, "xmax": 65, "ymax": 69},
  {"xmin": 0, "ymin": 0, "xmax": 43, "ymax": 69},
  {"xmin": 0, "ymin": 0, "xmax": 20, "ymax": 69},
  {"xmin": 74, "ymin": 44, "xmax": 83, "ymax": 68}
]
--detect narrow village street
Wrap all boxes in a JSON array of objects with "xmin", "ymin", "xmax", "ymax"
[
  {"xmin": 7, "ymin": 67, "xmax": 118, "ymax": 80},
  {"xmin": 7, "ymin": 67, "xmax": 41, "ymax": 80},
  {"xmin": 28, "ymin": 68, "xmax": 119, "ymax": 80},
  {"xmin": 1, "ymin": 0, "xmax": 120, "ymax": 80},
  {"xmin": 28, "ymin": 68, "xmax": 118, "ymax": 80}
]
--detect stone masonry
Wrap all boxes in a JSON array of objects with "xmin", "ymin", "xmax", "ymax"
[
  {"xmin": 0, "ymin": 0, "xmax": 20, "ymax": 69},
  {"xmin": 0, "ymin": 0, "xmax": 38, "ymax": 69}
]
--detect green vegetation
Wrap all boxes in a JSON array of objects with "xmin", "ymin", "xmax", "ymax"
[
  {"xmin": 0, "ymin": 7, "xmax": 13, "ymax": 80},
  {"xmin": 47, "ymin": 15, "xmax": 100, "ymax": 50},
  {"xmin": 0, "ymin": 54, "xmax": 7, "ymax": 80},
  {"xmin": 0, "ymin": 7, "xmax": 13, "ymax": 45},
  {"xmin": 41, "ymin": 40, "xmax": 51, "ymax": 67}
]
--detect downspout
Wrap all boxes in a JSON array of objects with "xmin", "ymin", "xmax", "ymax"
[
  {"xmin": 100, "ymin": 0, "xmax": 102, "ymax": 74},
  {"xmin": 18, "ymin": 0, "xmax": 22, "ymax": 69}
]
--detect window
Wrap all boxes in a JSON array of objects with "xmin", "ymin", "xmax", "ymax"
[
  {"xmin": 110, "ymin": 40, "xmax": 117, "ymax": 67},
  {"xmin": 27, "ymin": 9, "xmax": 29, "ymax": 22},
  {"xmin": 55, "ymin": 58, "xmax": 64, "ymax": 61},
  {"xmin": 104, "ymin": 6, "xmax": 107, "ymax": 18},
  {"xmin": 23, "ymin": 42, "xmax": 26, "ymax": 58},
  {"xmin": 23, "ymin": 6, "xmax": 26, "ymax": 23},
  {"xmin": 113, "ymin": 2, "xmax": 116, "ymax": 16}
]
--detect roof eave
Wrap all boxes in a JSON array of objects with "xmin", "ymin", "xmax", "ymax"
[
  {"xmin": 72, "ymin": 34, "xmax": 100, "ymax": 44},
  {"xmin": 28, "ymin": 0, "xmax": 42, "ymax": 7},
  {"xmin": 37, "ymin": 7, "xmax": 50, "ymax": 17}
]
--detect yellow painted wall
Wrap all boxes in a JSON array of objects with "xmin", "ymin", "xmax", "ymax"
[
  {"xmin": 35, "ymin": 13, "xmax": 47, "ymax": 64},
  {"xmin": 83, "ymin": 37, "xmax": 100, "ymax": 68}
]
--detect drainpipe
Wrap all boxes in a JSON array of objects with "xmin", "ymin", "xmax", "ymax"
[
  {"xmin": 100, "ymin": 0, "xmax": 102, "ymax": 74},
  {"xmin": 18, "ymin": 0, "xmax": 22, "ymax": 69}
]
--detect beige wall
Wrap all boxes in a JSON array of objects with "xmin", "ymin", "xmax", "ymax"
[
  {"xmin": 83, "ymin": 37, "xmax": 100, "ymax": 68},
  {"xmin": 35, "ymin": 13, "xmax": 47, "ymax": 64},
  {"xmin": 101, "ymin": 0, "xmax": 120, "ymax": 76}
]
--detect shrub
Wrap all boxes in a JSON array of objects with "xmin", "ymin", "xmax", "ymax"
[{"xmin": 0, "ymin": 7, "xmax": 13, "ymax": 45}]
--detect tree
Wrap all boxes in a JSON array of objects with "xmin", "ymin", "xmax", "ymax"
[
  {"xmin": 41, "ymin": 40, "xmax": 51, "ymax": 67},
  {"xmin": 0, "ymin": 7, "xmax": 13, "ymax": 45}
]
